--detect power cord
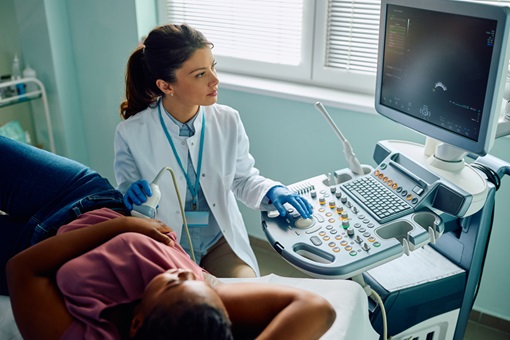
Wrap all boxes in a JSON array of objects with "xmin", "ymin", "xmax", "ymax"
[
  {"xmin": 352, "ymin": 274, "xmax": 388, "ymax": 340},
  {"xmin": 470, "ymin": 162, "xmax": 501, "ymax": 191}
]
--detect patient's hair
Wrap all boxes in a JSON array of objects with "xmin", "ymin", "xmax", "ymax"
[
  {"xmin": 120, "ymin": 24, "xmax": 213, "ymax": 119},
  {"xmin": 132, "ymin": 301, "xmax": 233, "ymax": 340}
]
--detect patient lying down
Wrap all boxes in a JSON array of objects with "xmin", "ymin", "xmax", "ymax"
[{"xmin": 7, "ymin": 208, "xmax": 336, "ymax": 339}]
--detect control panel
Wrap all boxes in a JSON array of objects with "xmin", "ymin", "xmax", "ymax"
[
  {"xmin": 276, "ymin": 149, "xmax": 472, "ymax": 279},
  {"xmin": 261, "ymin": 140, "xmax": 482, "ymax": 278}
]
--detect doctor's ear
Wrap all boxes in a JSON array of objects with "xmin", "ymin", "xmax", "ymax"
[{"xmin": 156, "ymin": 79, "xmax": 174, "ymax": 95}]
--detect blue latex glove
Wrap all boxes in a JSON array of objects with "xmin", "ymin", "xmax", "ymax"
[
  {"xmin": 124, "ymin": 179, "xmax": 152, "ymax": 210},
  {"xmin": 266, "ymin": 186, "xmax": 313, "ymax": 219}
]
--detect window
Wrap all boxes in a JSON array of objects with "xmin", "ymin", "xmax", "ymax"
[
  {"xmin": 158, "ymin": 0, "xmax": 510, "ymax": 96},
  {"xmin": 158, "ymin": 0, "xmax": 380, "ymax": 94}
]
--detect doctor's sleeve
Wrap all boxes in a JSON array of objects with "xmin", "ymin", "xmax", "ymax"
[
  {"xmin": 113, "ymin": 126, "xmax": 143, "ymax": 194},
  {"xmin": 231, "ymin": 115, "xmax": 281, "ymax": 210}
]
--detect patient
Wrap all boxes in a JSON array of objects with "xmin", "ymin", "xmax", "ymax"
[
  {"xmin": 0, "ymin": 135, "xmax": 128, "ymax": 296},
  {"xmin": 1, "ymin": 137, "xmax": 336, "ymax": 339}
]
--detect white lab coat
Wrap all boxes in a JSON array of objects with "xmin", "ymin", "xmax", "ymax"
[{"xmin": 114, "ymin": 103, "xmax": 281, "ymax": 275}]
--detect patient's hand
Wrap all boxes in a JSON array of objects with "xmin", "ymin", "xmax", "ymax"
[
  {"xmin": 203, "ymin": 272, "xmax": 223, "ymax": 288},
  {"xmin": 124, "ymin": 217, "xmax": 174, "ymax": 246}
]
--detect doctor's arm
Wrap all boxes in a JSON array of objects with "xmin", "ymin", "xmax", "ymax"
[
  {"xmin": 216, "ymin": 282, "xmax": 336, "ymax": 340},
  {"xmin": 114, "ymin": 127, "xmax": 153, "ymax": 209},
  {"xmin": 230, "ymin": 113, "xmax": 312, "ymax": 218}
]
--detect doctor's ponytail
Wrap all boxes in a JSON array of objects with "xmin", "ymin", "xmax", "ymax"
[{"xmin": 120, "ymin": 24, "xmax": 212, "ymax": 120}]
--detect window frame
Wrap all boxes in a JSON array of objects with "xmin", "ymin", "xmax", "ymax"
[
  {"xmin": 157, "ymin": 0, "xmax": 379, "ymax": 96},
  {"xmin": 312, "ymin": 0, "xmax": 379, "ymax": 94},
  {"xmin": 156, "ymin": 0, "xmax": 510, "ymax": 99},
  {"xmin": 209, "ymin": 0, "xmax": 317, "ymax": 82}
]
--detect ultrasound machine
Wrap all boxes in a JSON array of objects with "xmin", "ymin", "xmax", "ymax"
[{"xmin": 261, "ymin": 0, "xmax": 510, "ymax": 339}]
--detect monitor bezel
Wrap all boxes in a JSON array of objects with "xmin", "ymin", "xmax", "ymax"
[{"xmin": 375, "ymin": 0, "xmax": 510, "ymax": 157}]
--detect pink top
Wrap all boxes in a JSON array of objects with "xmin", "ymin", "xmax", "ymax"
[{"xmin": 55, "ymin": 208, "xmax": 204, "ymax": 339}]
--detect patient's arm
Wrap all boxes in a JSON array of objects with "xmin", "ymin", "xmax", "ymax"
[
  {"xmin": 216, "ymin": 282, "xmax": 336, "ymax": 340},
  {"xmin": 6, "ymin": 216, "xmax": 172, "ymax": 340}
]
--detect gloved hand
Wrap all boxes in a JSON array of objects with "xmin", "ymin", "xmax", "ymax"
[
  {"xmin": 266, "ymin": 186, "xmax": 313, "ymax": 219},
  {"xmin": 124, "ymin": 180, "xmax": 152, "ymax": 210}
]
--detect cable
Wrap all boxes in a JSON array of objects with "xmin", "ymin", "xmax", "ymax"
[
  {"xmin": 162, "ymin": 167, "xmax": 197, "ymax": 263},
  {"xmin": 469, "ymin": 205, "xmax": 495, "ymax": 310},
  {"xmin": 351, "ymin": 274, "xmax": 388, "ymax": 340},
  {"xmin": 370, "ymin": 288, "xmax": 388, "ymax": 340},
  {"xmin": 468, "ymin": 162, "xmax": 499, "ymax": 304},
  {"xmin": 471, "ymin": 163, "xmax": 501, "ymax": 191}
]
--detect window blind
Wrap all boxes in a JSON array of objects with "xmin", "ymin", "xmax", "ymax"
[
  {"xmin": 160, "ymin": 0, "xmax": 510, "ymax": 93},
  {"xmin": 162, "ymin": 0, "xmax": 304, "ymax": 66},
  {"xmin": 325, "ymin": 0, "xmax": 381, "ymax": 74}
]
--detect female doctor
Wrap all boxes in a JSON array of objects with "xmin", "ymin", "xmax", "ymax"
[{"xmin": 114, "ymin": 24, "xmax": 313, "ymax": 278}]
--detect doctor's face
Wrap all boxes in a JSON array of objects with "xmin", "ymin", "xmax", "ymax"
[{"xmin": 172, "ymin": 47, "xmax": 219, "ymax": 107}]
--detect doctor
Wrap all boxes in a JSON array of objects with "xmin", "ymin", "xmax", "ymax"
[{"xmin": 114, "ymin": 24, "xmax": 313, "ymax": 278}]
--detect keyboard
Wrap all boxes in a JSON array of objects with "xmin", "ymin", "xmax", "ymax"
[{"xmin": 342, "ymin": 175, "xmax": 413, "ymax": 223}]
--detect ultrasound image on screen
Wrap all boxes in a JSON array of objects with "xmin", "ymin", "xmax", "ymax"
[{"xmin": 380, "ymin": 5, "xmax": 497, "ymax": 141}]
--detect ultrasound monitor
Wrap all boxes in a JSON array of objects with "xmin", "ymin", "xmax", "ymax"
[
  {"xmin": 375, "ymin": 0, "xmax": 510, "ymax": 215},
  {"xmin": 375, "ymin": 0, "xmax": 510, "ymax": 163}
]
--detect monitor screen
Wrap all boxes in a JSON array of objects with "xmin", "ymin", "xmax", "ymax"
[{"xmin": 375, "ymin": 0, "xmax": 510, "ymax": 157}]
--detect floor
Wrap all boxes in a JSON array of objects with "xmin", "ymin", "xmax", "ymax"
[{"xmin": 250, "ymin": 237, "xmax": 510, "ymax": 340}]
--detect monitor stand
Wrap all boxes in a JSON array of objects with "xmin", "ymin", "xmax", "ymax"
[{"xmin": 384, "ymin": 138, "xmax": 488, "ymax": 217}]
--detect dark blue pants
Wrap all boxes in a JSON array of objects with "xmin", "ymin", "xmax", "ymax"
[{"xmin": 0, "ymin": 136, "xmax": 128, "ymax": 295}]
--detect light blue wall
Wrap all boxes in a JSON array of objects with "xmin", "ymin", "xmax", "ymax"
[
  {"xmin": 219, "ymin": 89, "xmax": 510, "ymax": 321},
  {"xmin": 64, "ymin": 1, "xmax": 141, "ymax": 178},
  {"xmin": 14, "ymin": 0, "xmax": 87, "ymax": 159},
  {"xmin": 3, "ymin": 0, "xmax": 510, "ymax": 322}
]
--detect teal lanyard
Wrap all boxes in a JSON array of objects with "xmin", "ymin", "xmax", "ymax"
[{"xmin": 158, "ymin": 100, "xmax": 205, "ymax": 210}]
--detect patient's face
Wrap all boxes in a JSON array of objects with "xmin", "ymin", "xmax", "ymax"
[{"xmin": 141, "ymin": 268, "xmax": 227, "ymax": 316}]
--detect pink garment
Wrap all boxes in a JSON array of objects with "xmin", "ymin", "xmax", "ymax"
[{"xmin": 55, "ymin": 208, "xmax": 204, "ymax": 339}]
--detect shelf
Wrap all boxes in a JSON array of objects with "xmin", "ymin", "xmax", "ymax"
[
  {"xmin": 0, "ymin": 90, "xmax": 42, "ymax": 108},
  {"xmin": 0, "ymin": 78, "xmax": 55, "ymax": 153}
]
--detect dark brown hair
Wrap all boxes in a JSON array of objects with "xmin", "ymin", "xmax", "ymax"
[
  {"xmin": 120, "ymin": 24, "xmax": 212, "ymax": 119},
  {"xmin": 132, "ymin": 301, "xmax": 233, "ymax": 340}
]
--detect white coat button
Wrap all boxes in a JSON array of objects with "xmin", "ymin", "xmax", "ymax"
[
  {"xmin": 176, "ymin": 211, "xmax": 180, "ymax": 214},
  {"xmin": 181, "ymin": 141, "xmax": 185, "ymax": 145}
]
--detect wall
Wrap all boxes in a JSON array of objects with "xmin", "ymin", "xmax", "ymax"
[
  {"xmin": 2, "ymin": 0, "xmax": 509, "ymax": 323},
  {"xmin": 7, "ymin": 0, "xmax": 143, "ymax": 177},
  {"xmin": 0, "ymin": 0, "xmax": 35, "ymax": 144}
]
